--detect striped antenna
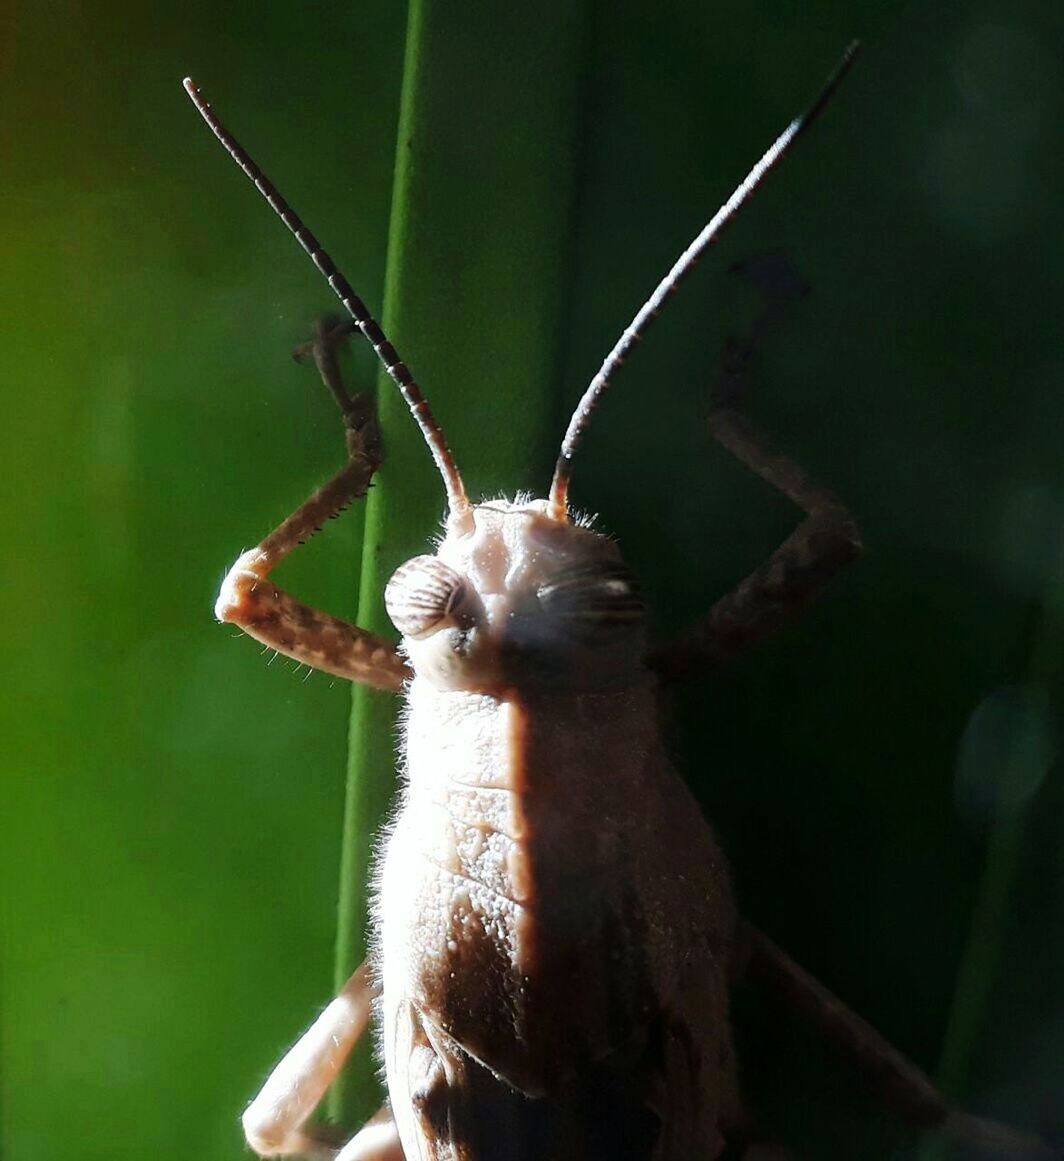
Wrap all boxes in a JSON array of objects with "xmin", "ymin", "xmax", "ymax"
[
  {"xmin": 547, "ymin": 42, "xmax": 861, "ymax": 521},
  {"xmin": 183, "ymin": 78, "xmax": 472, "ymax": 527}
]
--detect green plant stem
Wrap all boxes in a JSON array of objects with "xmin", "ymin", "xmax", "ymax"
[
  {"xmin": 330, "ymin": 0, "xmax": 589, "ymax": 1125},
  {"xmin": 918, "ymin": 533, "xmax": 1064, "ymax": 1161}
]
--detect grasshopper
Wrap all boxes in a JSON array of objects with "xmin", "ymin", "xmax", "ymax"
[{"xmin": 186, "ymin": 44, "xmax": 1057, "ymax": 1161}]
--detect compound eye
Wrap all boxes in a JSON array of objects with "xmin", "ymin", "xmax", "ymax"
[
  {"xmin": 385, "ymin": 555, "xmax": 467, "ymax": 639},
  {"xmin": 537, "ymin": 562, "xmax": 644, "ymax": 633}
]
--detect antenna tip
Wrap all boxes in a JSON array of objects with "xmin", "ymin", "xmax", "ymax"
[
  {"xmin": 834, "ymin": 41, "xmax": 863, "ymax": 84},
  {"xmin": 182, "ymin": 77, "xmax": 200, "ymax": 99},
  {"xmin": 830, "ymin": 40, "xmax": 862, "ymax": 84},
  {"xmin": 834, "ymin": 41, "xmax": 863, "ymax": 90}
]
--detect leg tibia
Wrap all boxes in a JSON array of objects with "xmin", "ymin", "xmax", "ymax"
[
  {"xmin": 243, "ymin": 962, "xmax": 377, "ymax": 1158},
  {"xmin": 740, "ymin": 924, "xmax": 1059, "ymax": 1158}
]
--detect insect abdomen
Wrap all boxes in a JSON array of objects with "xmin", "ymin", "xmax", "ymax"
[
  {"xmin": 386, "ymin": 679, "xmax": 731, "ymax": 1078},
  {"xmin": 380, "ymin": 678, "xmax": 738, "ymax": 1157}
]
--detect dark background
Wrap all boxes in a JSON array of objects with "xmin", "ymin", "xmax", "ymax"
[{"xmin": 2, "ymin": 2, "xmax": 1061, "ymax": 1159}]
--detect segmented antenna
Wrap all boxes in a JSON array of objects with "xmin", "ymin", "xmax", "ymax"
[
  {"xmin": 547, "ymin": 42, "xmax": 861, "ymax": 521},
  {"xmin": 182, "ymin": 78, "xmax": 472, "ymax": 526}
]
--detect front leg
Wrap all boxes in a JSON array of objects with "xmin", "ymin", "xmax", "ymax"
[
  {"xmin": 651, "ymin": 256, "xmax": 861, "ymax": 681},
  {"xmin": 216, "ymin": 318, "xmax": 410, "ymax": 691}
]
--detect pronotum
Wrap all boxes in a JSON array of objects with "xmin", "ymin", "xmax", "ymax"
[{"xmin": 185, "ymin": 44, "xmax": 1058, "ymax": 1161}]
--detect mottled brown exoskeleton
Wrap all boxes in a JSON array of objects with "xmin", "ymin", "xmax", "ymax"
[{"xmin": 186, "ymin": 46, "xmax": 1058, "ymax": 1161}]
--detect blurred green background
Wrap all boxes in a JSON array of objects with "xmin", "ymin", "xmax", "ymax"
[{"xmin": 2, "ymin": 2, "xmax": 1062, "ymax": 1159}]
